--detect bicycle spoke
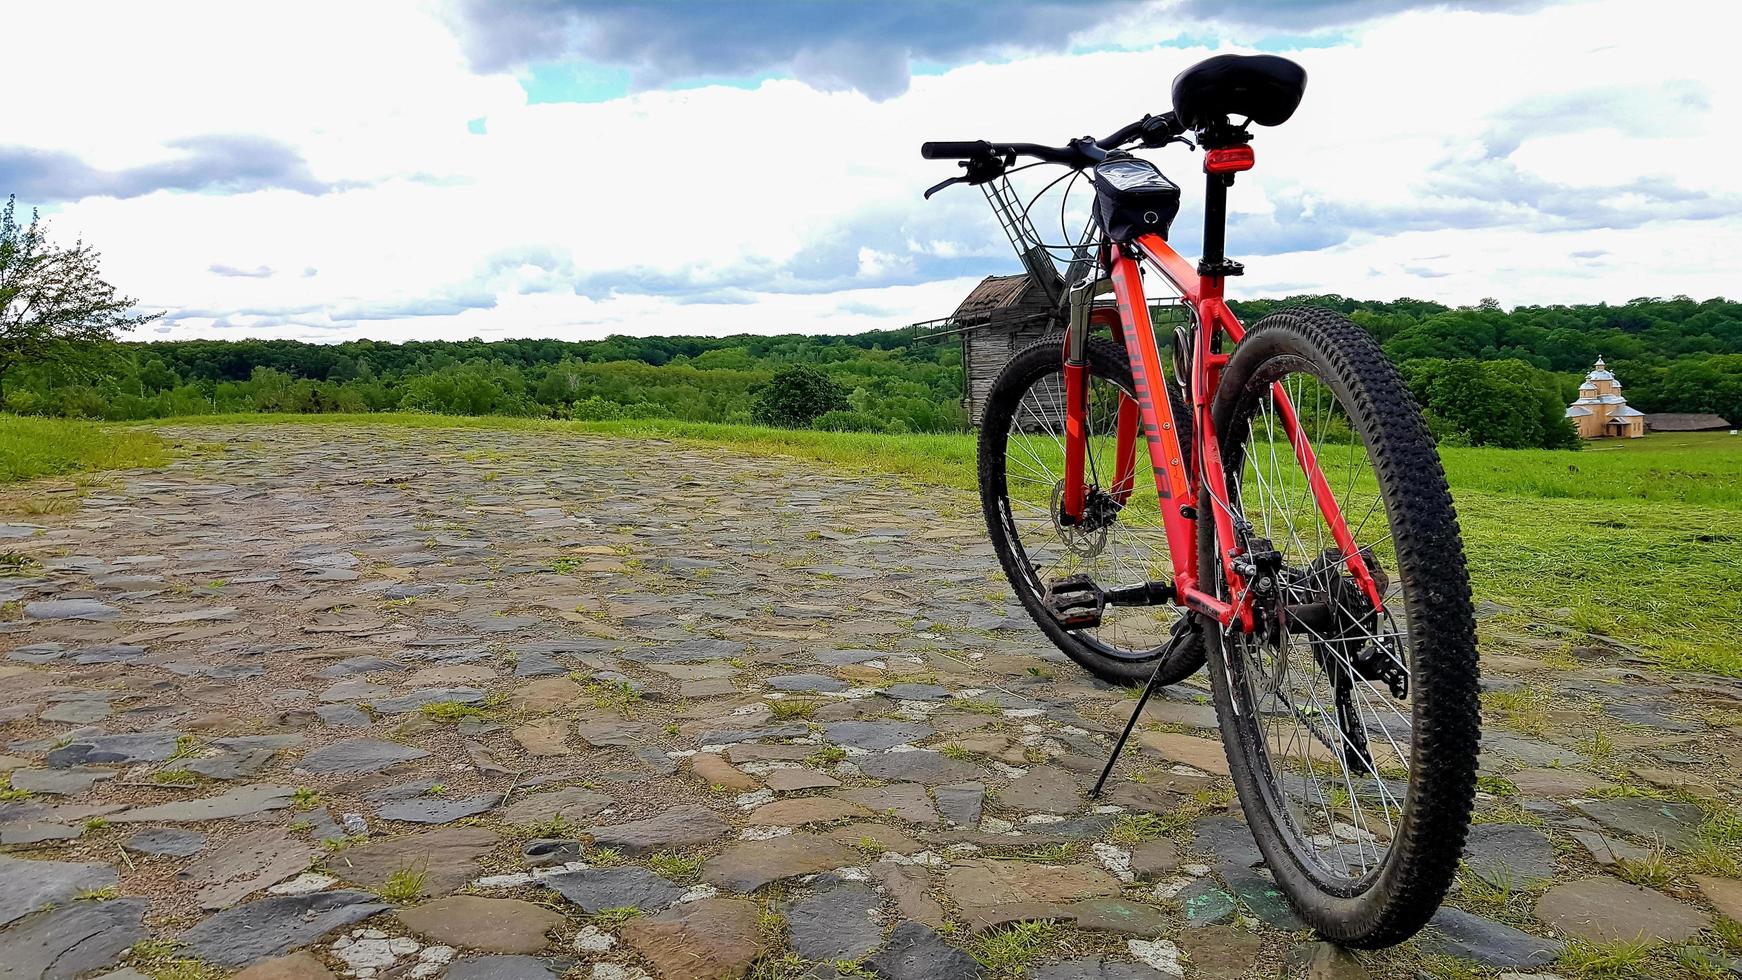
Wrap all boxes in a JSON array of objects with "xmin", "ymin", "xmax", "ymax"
[
  {"xmin": 999, "ymin": 353, "xmax": 1180, "ymax": 660},
  {"xmin": 1218, "ymin": 364, "xmax": 1417, "ymax": 887}
]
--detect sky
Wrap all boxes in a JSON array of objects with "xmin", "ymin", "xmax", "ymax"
[{"xmin": 5, "ymin": 0, "xmax": 1739, "ymax": 344}]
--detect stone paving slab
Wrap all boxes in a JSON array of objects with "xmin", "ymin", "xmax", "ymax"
[{"xmin": 0, "ymin": 425, "xmax": 1737, "ymax": 979}]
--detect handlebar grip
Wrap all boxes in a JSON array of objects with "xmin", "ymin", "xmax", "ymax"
[{"xmin": 921, "ymin": 140, "xmax": 992, "ymax": 160}]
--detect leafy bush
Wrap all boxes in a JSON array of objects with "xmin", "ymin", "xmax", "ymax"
[
  {"xmin": 400, "ymin": 363, "xmax": 531, "ymax": 416},
  {"xmin": 752, "ymin": 365, "xmax": 848, "ymax": 428},
  {"xmin": 558, "ymin": 396, "xmax": 623, "ymax": 421}
]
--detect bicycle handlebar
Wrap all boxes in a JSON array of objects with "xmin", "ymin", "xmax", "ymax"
[
  {"xmin": 919, "ymin": 112, "xmax": 1187, "ymax": 167},
  {"xmin": 918, "ymin": 138, "xmax": 1104, "ymax": 168},
  {"xmin": 919, "ymin": 140, "xmax": 994, "ymax": 160}
]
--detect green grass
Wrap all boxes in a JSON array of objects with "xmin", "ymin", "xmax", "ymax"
[
  {"xmin": 1474, "ymin": 774, "xmax": 1519, "ymax": 797},
  {"xmin": 805, "ymin": 745, "xmax": 847, "ymax": 767},
  {"xmin": 584, "ymin": 846, "xmax": 626, "ymax": 866},
  {"xmin": 648, "ymin": 852, "xmax": 705, "ymax": 882},
  {"xmin": 586, "ymin": 679, "xmax": 643, "ymax": 717},
  {"xmin": 588, "ymin": 906, "xmax": 642, "ymax": 927},
  {"xmin": 1108, "ymin": 811, "xmax": 1176, "ymax": 845},
  {"xmin": 967, "ymin": 921, "xmax": 1060, "ymax": 978},
  {"xmin": 420, "ymin": 700, "xmax": 485, "ymax": 722},
  {"xmin": 1700, "ymin": 810, "xmax": 1742, "ymax": 849},
  {"xmin": 167, "ymin": 734, "xmax": 200, "ymax": 761},
  {"xmin": 0, "ymin": 414, "xmax": 166, "ymax": 484},
  {"xmin": 1612, "ymin": 844, "xmax": 1678, "ymax": 889},
  {"xmin": 150, "ymin": 768, "xmax": 201, "ymax": 785},
  {"xmin": 0, "ymin": 773, "xmax": 32, "ymax": 802},
  {"xmin": 137, "ymin": 413, "xmax": 1742, "ymax": 676},
  {"xmin": 1716, "ymin": 918, "xmax": 1742, "ymax": 954},
  {"xmin": 379, "ymin": 865, "xmax": 429, "ymax": 902},
  {"xmin": 1557, "ymin": 937, "xmax": 1655, "ymax": 978},
  {"xmin": 1481, "ymin": 686, "xmax": 1555, "ymax": 737},
  {"xmin": 767, "ymin": 698, "xmax": 816, "ymax": 720},
  {"xmin": 127, "ymin": 939, "xmax": 225, "ymax": 980}
]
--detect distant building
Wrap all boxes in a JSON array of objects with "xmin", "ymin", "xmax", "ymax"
[
  {"xmin": 952, "ymin": 275, "xmax": 1058, "ymax": 426},
  {"xmin": 926, "ymin": 271, "xmax": 1189, "ymax": 427},
  {"xmin": 1565, "ymin": 357, "xmax": 1645, "ymax": 438},
  {"xmin": 1645, "ymin": 412, "xmax": 1732, "ymax": 432}
]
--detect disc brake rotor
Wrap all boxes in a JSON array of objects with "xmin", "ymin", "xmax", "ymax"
[{"xmin": 1049, "ymin": 480, "xmax": 1117, "ymax": 559}]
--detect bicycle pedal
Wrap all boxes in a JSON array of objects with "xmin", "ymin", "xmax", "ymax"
[{"xmin": 1043, "ymin": 574, "xmax": 1106, "ymax": 630}]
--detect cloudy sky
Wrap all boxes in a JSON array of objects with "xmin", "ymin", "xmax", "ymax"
[{"xmin": 6, "ymin": 0, "xmax": 1738, "ymax": 343}]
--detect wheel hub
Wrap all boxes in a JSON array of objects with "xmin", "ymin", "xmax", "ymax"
[{"xmin": 1050, "ymin": 481, "xmax": 1120, "ymax": 558}]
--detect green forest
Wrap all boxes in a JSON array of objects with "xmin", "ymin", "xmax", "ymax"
[{"xmin": 5, "ymin": 294, "xmax": 1740, "ymax": 450}]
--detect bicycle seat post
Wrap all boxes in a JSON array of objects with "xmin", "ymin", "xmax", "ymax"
[{"xmin": 1196, "ymin": 121, "xmax": 1257, "ymax": 281}]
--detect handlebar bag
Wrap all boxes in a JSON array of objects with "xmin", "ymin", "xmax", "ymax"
[{"xmin": 1093, "ymin": 158, "xmax": 1181, "ymax": 242}]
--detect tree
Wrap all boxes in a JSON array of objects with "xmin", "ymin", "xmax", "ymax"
[
  {"xmin": 752, "ymin": 365, "xmax": 848, "ymax": 427},
  {"xmin": 0, "ymin": 195, "xmax": 158, "ymax": 400},
  {"xmin": 1400, "ymin": 357, "xmax": 1578, "ymax": 449},
  {"xmin": 137, "ymin": 356, "xmax": 180, "ymax": 394}
]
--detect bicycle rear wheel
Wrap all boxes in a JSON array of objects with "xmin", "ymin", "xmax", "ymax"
[
  {"xmin": 1197, "ymin": 307, "xmax": 1480, "ymax": 947},
  {"xmin": 980, "ymin": 336, "xmax": 1204, "ymax": 687}
]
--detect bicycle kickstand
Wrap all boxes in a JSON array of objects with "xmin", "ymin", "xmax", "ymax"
[{"xmin": 1089, "ymin": 628, "xmax": 1190, "ymax": 799}]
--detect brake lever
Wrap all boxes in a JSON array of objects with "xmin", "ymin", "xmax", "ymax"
[
  {"xmin": 923, "ymin": 150, "xmax": 1013, "ymax": 199},
  {"xmin": 924, "ymin": 175, "xmax": 966, "ymax": 199},
  {"xmin": 1145, "ymin": 133, "xmax": 1195, "ymax": 151}
]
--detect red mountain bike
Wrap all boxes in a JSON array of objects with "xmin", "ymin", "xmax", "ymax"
[{"xmin": 922, "ymin": 54, "xmax": 1479, "ymax": 947}]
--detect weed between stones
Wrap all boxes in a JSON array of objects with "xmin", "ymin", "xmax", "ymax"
[
  {"xmin": 967, "ymin": 921, "xmax": 1059, "ymax": 976},
  {"xmin": 648, "ymin": 852, "xmax": 705, "ymax": 882},
  {"xmin": 380, "ymin": 865, "xmax": 430, "ymax": 903},
  {"xmin": 588, "ymin": 906, "xmax": 642, "ymax": 927}
]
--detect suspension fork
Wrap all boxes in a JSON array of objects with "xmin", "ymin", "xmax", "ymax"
[
  {"xmin": 1111, "ymin": 389, "xmax": 1140, "ymax": 505},
  {"xmin": 1090, "ymin": 294, "xmax": 1141, "ymax": 505},
  {"xmin": 1059, "ymin": 275, "xmax": 1116, "ymax": 523}
]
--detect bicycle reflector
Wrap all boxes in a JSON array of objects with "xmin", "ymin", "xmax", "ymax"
[{"xmin": 1204, "ymin": 145, "xmax": 1255, "ymax": 174}]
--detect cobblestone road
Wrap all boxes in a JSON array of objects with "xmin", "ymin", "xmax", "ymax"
[{"xmin": 1, "ymin": 425, "xmax": 1739, "ymax": 979}]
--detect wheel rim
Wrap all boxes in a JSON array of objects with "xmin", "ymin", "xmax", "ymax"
[
  {"xmin": 1212, "ymin": 361, "xmax": 1415, "ymax": 894},
  {"xmin": 996, "ymin": 359, "xmax": 1184, "ymax": 661}
]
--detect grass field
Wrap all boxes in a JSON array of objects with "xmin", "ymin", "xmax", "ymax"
[
  {"xmin": 32, "ymin": 410, "xmax": 1742, "ymax": 678},
  {"xmin": 0, "ymin": 414, "xmax": 167, "ymax": 485}
]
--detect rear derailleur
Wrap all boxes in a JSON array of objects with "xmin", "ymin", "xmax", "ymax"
[{"xmin": 1241, "ymin": 540, "xmax": 1407, "ymax": 774}]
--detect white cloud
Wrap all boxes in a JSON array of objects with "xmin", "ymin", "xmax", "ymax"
[{"xmin": 9, "ymin": 0, "xmax": 1741, "ymax": 345}]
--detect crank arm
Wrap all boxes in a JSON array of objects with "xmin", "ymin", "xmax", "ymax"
[{"xmin": 1103, "ymin": 581, "xmax": 1176, "ymax": 607}]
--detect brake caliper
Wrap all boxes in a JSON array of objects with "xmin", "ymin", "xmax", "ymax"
[
  {"xmin": 1232, "ymin": 535, "xmax": 1286, "ymax": 644},
  {"xmin": 1051, "ymin": 482, "xmax": 1121, "ymax": 558}
]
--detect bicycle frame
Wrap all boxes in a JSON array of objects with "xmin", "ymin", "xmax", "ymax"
[{"xmin": 1057, "ymin": 174, "xmax": 1384, "ymax": 634}]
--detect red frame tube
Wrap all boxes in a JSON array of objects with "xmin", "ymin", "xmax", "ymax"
[{"xmin": 1269, "ymin": 392, "xmax": 1385, "ymax": 609}]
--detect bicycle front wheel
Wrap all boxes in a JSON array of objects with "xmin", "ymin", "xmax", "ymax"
[
  {"xmin": 1197, "ymin": 306, "xmax": 1480, "ymax": 947},
  {"xmin": 979, "ymin": 336, "xmax": 1205, "ymax": 687}
]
